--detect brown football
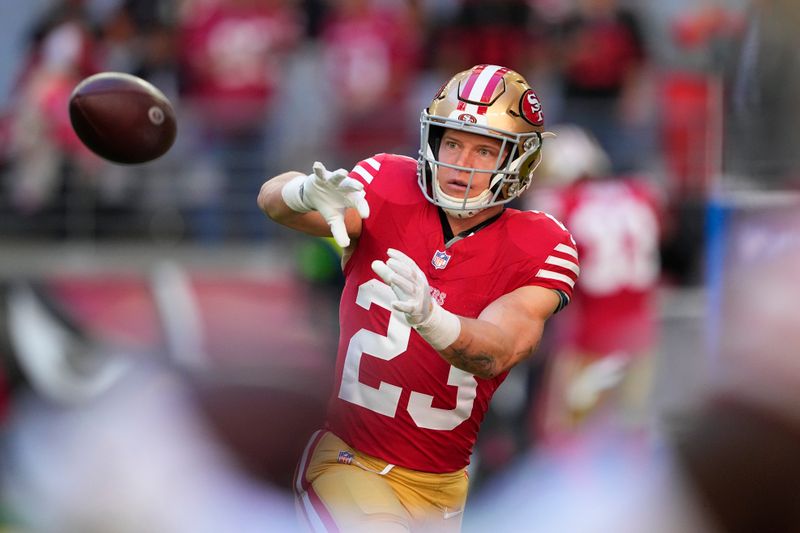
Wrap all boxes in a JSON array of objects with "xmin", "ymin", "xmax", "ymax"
[{"xmin": 69, "ymin": 72, "xmax": 177, "ymax": 164}]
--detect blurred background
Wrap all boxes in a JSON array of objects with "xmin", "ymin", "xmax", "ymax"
[{"xmin": 1, "ymin": 0, "xmax": 799, "ymax": 531}]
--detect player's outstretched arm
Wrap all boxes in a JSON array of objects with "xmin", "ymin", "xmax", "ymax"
[
  {"xmin": 372, "ymin": 249, "xmax": 560, "ymax": 379},
  {"xmin": 445, "ymin": 285, "xmax": 559, "ymax": 378},
  {"xmin": 258, "ymin": 162, "xmax": 369, "ymax": 248}
]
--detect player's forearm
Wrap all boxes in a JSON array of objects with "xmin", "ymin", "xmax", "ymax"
[
  {"xmin": 258, "ymin": 172, "xmax": 332, "ymax": 238},
  {"xmin": 258, "ymin": 172, "xmax": 305, "ymax": 222},
  {"xmin": 438, "ymin": 318, "xmax": 536, "ymax": 380}
]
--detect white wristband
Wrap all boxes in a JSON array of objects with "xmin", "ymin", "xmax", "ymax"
[
  {"xmin": 414, "ymin": 302, "xmax": 461, "ymax": 351},
  {"xmin": 281, "ymin": 174, "xmax": 312, "ymax": 213}
]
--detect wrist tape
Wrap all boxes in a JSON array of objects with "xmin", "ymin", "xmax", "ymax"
[
  {"xmin": 414, "ymin": 302, "xmax": 461, "ymax": 351},
  {"xmin": 281, "ymin": 174, "xmax": 312, "ymax": 213}
]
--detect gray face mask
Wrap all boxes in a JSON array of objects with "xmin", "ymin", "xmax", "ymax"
[{"xmin": 417, "ymin": 114, "xmax": 544, "ymax": 217}]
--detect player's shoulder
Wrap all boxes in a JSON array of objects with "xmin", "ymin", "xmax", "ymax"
[
  {"xmin": 504, "ymin": 208, "xmax": 577, "ymax": 256},
  {"xmin": 350, "ymin": 152, "xmax": 419, "ymax": 200},
  {"xmin": 351, "ymin": 152, "xmax": 416, "ymax": 182},
  {"xmin": 506, "ymin": 208, "xmax": 572, "ymax": 237}
]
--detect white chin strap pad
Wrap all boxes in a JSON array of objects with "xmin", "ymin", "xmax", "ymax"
[{"xmin": 434, "ymin": 179, "xmax": 491, "ymax": 218}]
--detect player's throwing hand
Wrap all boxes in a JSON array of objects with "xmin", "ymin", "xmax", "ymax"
[
  {"xmin": 281, "ymin": 161, "xmax": 370, "ymax": 247},
  {"xmin": 372, "ymin": 248, "xmax": 461, "ymax": 350}
]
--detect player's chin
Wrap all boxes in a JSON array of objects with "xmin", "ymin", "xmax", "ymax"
[
  {"xmin": 442, "ymin": 182, "xmax": 468, "ymax": 196},
  {"xmin": 443, "ymin": 183, "xmax": 491, "ymax": 200}
]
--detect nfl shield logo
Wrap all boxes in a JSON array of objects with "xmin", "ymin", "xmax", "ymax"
[
  {"xmin": 337, "ymin": 450, "xmax": 354, "ymax": 465},
  {"xmin": 431, "ymin": 250, "xmax": 451, "ymax": 270}
]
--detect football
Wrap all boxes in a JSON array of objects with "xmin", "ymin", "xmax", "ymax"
[{"xmin": 69, "ymin": 72, "xmax": 177, "ymax": 164}]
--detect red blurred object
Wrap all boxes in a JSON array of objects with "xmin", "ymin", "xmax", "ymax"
[
  {"xmin": 46, "ymin": 272, "xmax": 333, "ymax": 488},
  {"xmin": 660, "ymin": 72, "xmax": 718, "ymax": 199}
]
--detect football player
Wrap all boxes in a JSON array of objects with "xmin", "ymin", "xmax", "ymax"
[
  {"xmin": 258, "ymin": 65, "xmax": 579, "ymax": 532},
  {"xmin": 529, "ymin": 124, "xmax": 662, "ymax": 441}
]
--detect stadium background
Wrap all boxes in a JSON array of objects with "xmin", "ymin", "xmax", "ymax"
[{"xmin": 1, "ymin": 0, "xmax": 799, "ymax": 531}]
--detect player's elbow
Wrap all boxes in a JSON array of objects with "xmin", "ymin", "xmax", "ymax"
[
  {"xmin": 256, "ymin": 181, "xmax": 273, "ymax": 214},
  {"xmin": 491, "ymin": 345, "xmax": 535, "ymax": 378},
  {"xmin": 258, "ymin": 179, "xmax": 286, "ymax": 221}
]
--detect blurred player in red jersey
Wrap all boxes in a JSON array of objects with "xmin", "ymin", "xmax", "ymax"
[
  {"xmin": 258, "ymin": 65, "xmax": 579, "ymax": 532},
  {"xmin": 529, "ymin": 124, "xmax": 662, "ymax": 442}
]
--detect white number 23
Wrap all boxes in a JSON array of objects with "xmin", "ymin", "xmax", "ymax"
[{"xmin": 338, "ymin": 279, "xmax": 477, "ymax": 431}]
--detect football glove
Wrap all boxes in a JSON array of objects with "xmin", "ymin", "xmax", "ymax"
[
  {"xmin": 281, "ymin": 161, "xmax": 370, "ymax": 247},
  {"xmin": 371, "ymin": 248, "xmax": 461, "ymax": 350}
]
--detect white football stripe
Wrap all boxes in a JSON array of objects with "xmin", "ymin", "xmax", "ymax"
[
  {"xmin": 294, "ymin": 430, "xmax": 322, "ymax": 494},
  {"xmin": 364, "ymin": 157, "xmax": 381, "ymax": 171},
  {"xmin": 353, "ymin": 164, "xmax": 375, "ymax": 184},
  {"xmin": 545, "ymin": 255, "xmax": 580, "ymax": 275},
  {"xmin": 294, "ymin": 430, "xmax": 330, "ymax": 532},
  {"xmin": 536, "ymin": 269, "xmax": 576, "ymax": 288},
  {"xmin": 554, "ymin": 243, "xmax": 578, "ymax": 258},
  {"xmin": 542, "ymin": 212, "xmax": 569, "ymax": 232},
  {"xmin": 463, "ymin": 103, "xmax": 480, "ymax": 115},
  {"xmin": 301, "ymin": 492, "xmax": 327, "ymax": 533},
  {"xmin": 467, "ymin": 65, "xmax": 503, "ymax": 101}
]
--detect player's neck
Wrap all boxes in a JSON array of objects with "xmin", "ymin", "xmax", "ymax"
[{"xmin": 445, "ymin": 205, "xmax": 504, "ymax": 236}]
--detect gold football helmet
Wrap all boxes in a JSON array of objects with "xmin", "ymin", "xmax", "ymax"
[{"xmin": 418, "ymin": 64, "xmax": 549, "ymax": 218}]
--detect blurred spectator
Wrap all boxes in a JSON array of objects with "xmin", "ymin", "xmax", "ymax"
[
  {"xmin": 178, "ymin": 0, "xmax": 302, "ymax": 242},
  {"xmin": 89, "ymin": 1, "xmax": 184, "ymax": 242},
  {"xmin": 3, "ymin": 2, "xmax": 103, "ymax": 238},
  {"xmin": 528, "ymin": 125, "xmax": 663, "ymax": 443},
  {"xmin": 450, "ymin": 0, "xmax": 532, "ymax": 70},
  {"xmin": 103, "ymin": 0, "xmax": 179, "ymax": 84},
  {"xmin": 661, "ymin": 1, "xmax": 744, "ymax": 196},
  {"xmin": 548, "ymin": 0, "xmax": 653, "ymax": 174},
  {"xmin": 319, "ymin": 0, "xmax": 422, "ymax": 165},
  {"xmin": 406, "ymin": 3, "xmax": 469, "ymax": 153},
  {"xmin": 657, "ymin": 3, "xmax": 744, "ymax": 286}
]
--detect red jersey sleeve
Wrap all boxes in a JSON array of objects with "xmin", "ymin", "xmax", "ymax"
[{"xmin": 510, "ymin": 210, "xmax": 580, "ymax": 306}]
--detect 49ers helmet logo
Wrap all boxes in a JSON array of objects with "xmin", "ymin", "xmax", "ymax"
[
  {"xmin": 519, "ymin": 89, "xmax": 544, "ymax": 126},
  {"xmin": 458, "ymin": 113, "xmax": 477, "ymax": 124}
]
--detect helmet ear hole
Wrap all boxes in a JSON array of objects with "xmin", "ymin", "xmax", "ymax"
[{"xmin": 498, "ymin": 141, "xmax": 543, "ymax": 199}]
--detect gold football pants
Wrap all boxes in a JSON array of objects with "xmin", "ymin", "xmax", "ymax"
[{"xmin": 293, "ymin": 430, "xmax": 469, "ymax": 532}]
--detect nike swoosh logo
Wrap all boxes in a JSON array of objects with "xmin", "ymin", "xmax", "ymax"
[{"xmin": 443, "ymin": 508, "xmax": 464, "ymax": 519}]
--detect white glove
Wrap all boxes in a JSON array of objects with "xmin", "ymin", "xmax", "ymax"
[
  {"xmin": 281, "ymin": 161, "xmax": 370, "ymax": 247},
  {"xmin": 371, "ymin": 248, "xmax": 461, "ymax": 350}
]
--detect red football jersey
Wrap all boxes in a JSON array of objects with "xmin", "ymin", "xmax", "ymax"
[
  {"xmin": 538, "ymin": 178, "xmax": 661, "ymax": 355},
  {"xmin": 324, "ymin": 154, "xmax": 579, "ymax": 472}
]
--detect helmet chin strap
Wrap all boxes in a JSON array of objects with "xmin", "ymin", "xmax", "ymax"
[{"xmin": 433, "ymin": 178, "xmax": 492, "ymax": 218}]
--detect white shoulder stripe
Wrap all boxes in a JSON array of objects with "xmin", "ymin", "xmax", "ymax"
[
  {"xmin": 542, "ymin": 211, "xmax": 569, "ymax": 233},
  {"xmin": 545, "ymin": 255, "xmax": 580, "ymax": 275},
  {"xmin": 554, "ymin": 243, "xmax": 578, "ymax": 258},
  {"xmin": 536, "ymin": 269, "xmax": 576, "ymax": 288},
  {"xmin": 353, "ymin": 165, "xmax": 375, "ymax": 184},
  {"xmin": 364, "ymin": 157, "xmax": 381, "ymax": 171}
]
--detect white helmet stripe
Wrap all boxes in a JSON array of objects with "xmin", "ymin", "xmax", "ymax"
[{"xmin": 466, "ymin": 65, "xmax": 504, "ymax": 103}]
